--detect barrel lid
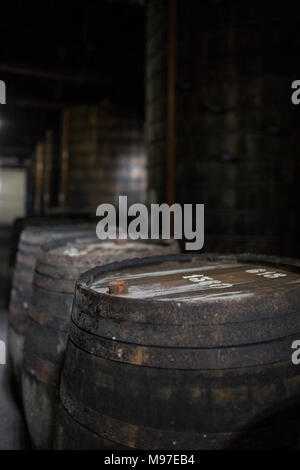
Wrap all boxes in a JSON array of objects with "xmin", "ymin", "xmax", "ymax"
[
  {"xmin": 89, "ymin": 254, "xmax": 300, "ymax": 301},
  {"xmin": 34, "ymin": 235, "xmax": 179, "ymax": 292},
  {"xmin": 77, "ymin": 253, "xmax": 300, "ymax": 325},
  {"xmin": 39, "ymin": 232, "xmax": 179, "ymax": 264}
]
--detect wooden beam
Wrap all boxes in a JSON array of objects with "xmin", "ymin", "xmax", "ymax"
[
  {"xmin": 8, "ymin": 98, "xmax": 63, "ymax": 110},
  {"xmin": 59, "ymin": 109, "xmax": 70, "ymax": 207},
  {"xmin": 0, "ymin": 116, "xmax": 50, "ymax": 128},
  {"xmin": 0, "ymin": 64, "xmax": 108, "ymax": 85},
  {"xmin": 166, "ymin": 0, "xmax": 176, "ymax": 207}
]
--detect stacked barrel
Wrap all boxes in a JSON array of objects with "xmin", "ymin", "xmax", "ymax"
[
  {"xmin": 146, "ymin": 0, "xmax": 300, "ymax": 257},
  {"xmin": 8, "ymin": 223, "xmax": 94, "ymax": 389},
  {"xmin": 8, "ymin": 223, "xmax": 300, "ymax": 450},
  {"xmin": 7, "ymin": 216, "xmax": 180, "ymax": 448},
  {"xmin": 60, "ymin": 100, "xmax": 147, "ymax": 210},
  {"xmin": 21, "ymin": 235, "xmax": 179, "ymax": 449}
]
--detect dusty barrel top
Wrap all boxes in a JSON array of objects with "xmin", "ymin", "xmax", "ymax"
[
  {"xmin": 41, "ymin": 236, "xmax": 178, "ymax": 262},
  {"xmin": 19, "ymin": 223, "xmax": 93, "ymax": 245},
  {"xmin": 86, "ymin": 253, "xmax": 300, "ymax": 307},
  {"xmin": 89, "ymin": 257, "xmax": 300, "ymax": 301},
  {"xmin": 37, "ymin": 236, "xmax": 179, "ymax": 273}
]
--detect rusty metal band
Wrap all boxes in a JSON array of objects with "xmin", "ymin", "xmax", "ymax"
[
  {"xmin": 18, "ymin": 240, "xmax": 39, "ymax": 253},
  {"xmin": 15, "ymin": 253, "xmax": 36, "ymax": 268},
  {"xmin": 55, "ymin": 402, "xmax": 127, "ymax": 450},
  {"xmin": 69, "ymin": 321, "xmax": 295, "ymax": 370},
  {"xmin": 8, "ymin": 307, "xmax": 27, "ymax": 333},
  {"xmin": 60, "ymin": 383, "xmax": 300, "ymax": 450},
  {"xmin": 11, "ymin": 275, "xmax": 32, "ymax": 294},
  {"xmin": 72, "ymin": 305, "xmax": 300, "ymax": 348},
  {"xmin": 28, "ymin": 304, "xmax": 70, "ymax": 331},
  {"xmin": 36, "ymin": 260, "xmax": 83, "ymax": 280},
  {"xmin": 23, "ymin": 352, "xmax": 61, "ymax": 387},
  {"xmin": 34, "ymin": 271, "xmax": 76, "ymax": 294}
]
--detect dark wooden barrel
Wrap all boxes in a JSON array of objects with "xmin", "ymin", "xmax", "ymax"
[
  {"xmin": 60, "ymin": 100, "xmax": 146, "ymax": 211},
  {"xmin": 22, "ymin": 236, "xmax": 179, "ymax": 449},
  {"xmin": 8, "ymin": 223, "xmax": 93, "ymax": 389},
  {"xmin": 54, "ymin": 253, "xmax": 300, "ymax": 450}
]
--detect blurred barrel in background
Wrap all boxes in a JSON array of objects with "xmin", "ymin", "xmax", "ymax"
[
  {"xmin": 8, "ymin": 223, "xmax": 94, "ymax": 390},
  {"xmin": 27, "ymin": 127, "xmax": 60, "ymax": 217},
  {"xmin": 31, "ymin": 141, "xmax": 45, "ymax": 217},
  {"xmin": 22, "ymin": 235, "xmax": 180, "ymax": 449},
  {"xmin": 146, "ymin": 0, "xmax": 300, "ymax": 257},
  {"xmin": 146, "ymin": 0, "xmax": 168, "ymax": 205},
  {"xmin": 60, "ymin": 100, "xmax": 147, "ymax": 211},
  {"xmin": 43, "ymin": 128, "xmax": 60, "ymax": 214},
  {"xmin": 54, "ymin": 253, "xmax": 300, "ymax": 449}
]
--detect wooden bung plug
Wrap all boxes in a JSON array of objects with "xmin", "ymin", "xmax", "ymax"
[{"xmin": 108, "ymin": 280, "xmax": 128, "ymax": 295}]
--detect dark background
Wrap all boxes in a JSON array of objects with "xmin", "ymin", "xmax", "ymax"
[
  {"xmin": 0, "ymin": 0, "xmax": 299, "ymax": 258},
  {"xmin": 0, "ymin": 0, "xmax": 145, "ymax": 160}
]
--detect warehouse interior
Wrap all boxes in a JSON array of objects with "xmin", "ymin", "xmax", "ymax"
[{"xmin": 0, "ymin": 0, "xmax": 300, "ymax": 450}]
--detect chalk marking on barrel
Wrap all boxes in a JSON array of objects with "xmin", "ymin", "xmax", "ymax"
[{"xmin": 90, "ymin": 263, "xmax": 242, "ymax": 288}]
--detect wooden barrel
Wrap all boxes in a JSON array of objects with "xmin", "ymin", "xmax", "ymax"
[
  {"xmin": 60, "ymin": 100, "xmax": 147, "ymax": 211},
  {"xmin": 43, "ymin": 128, "xmax": 60, "ymax": 213},
  {"xmin": 22, "ymin": 236, "xmax": 180, "ymax": 449},
  {"xmin": 8, "ymin": 223, "xmax": 93, "ymax": 390},
  {"xmin": 54, "ymin": 253, "xmax": 300, "ymax": 450}
]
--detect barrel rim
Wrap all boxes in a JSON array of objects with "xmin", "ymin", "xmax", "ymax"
[
  {"xmin": 73, "ymin": 252, "xmax": 300, "ymax": 326},
  {"xmin": 38, "ymin": 232, "xmax": 179, "ymax": 255},
  {"xmin": 78, "ymin": 251, "xmax": 300, "ymax": 284}
]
